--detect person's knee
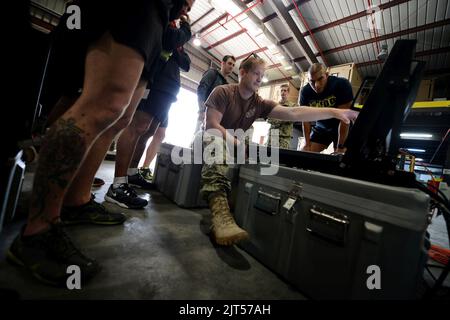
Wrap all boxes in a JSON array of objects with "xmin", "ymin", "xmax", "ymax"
[
  {"xmin": 133, "ymin": 116, "xmax": 152, "ymax": 136},
  {"xmin": 83, "ymin": 87, "xmax": 134, "ymax": 129},
  {"xmin": 110, "ymin": 112, "xmax": 134, "ymax": 134},
  {"xmin": 154, "ymin": 128, "xmax": 166, "ymax": 142}
]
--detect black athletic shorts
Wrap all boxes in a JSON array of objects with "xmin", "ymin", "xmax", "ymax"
[
  {"xmin": 159, "ymin": 116, "xmax": 169, "ymax": 129},
  {"xmin": 44, "ymin": 0, "xmax": 165, "ymax": 101},
  {"xmin": 310, "ymin": 126, "xmax": 338, "ymax": 148},
  {"xmin": 137, "ymin": 89, "xmax": 176, "ymax": 125}
]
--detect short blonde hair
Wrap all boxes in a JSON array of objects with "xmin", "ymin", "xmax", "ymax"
[{"xmin": 239, "ymin": 56, "xmax": 266, "ymax": 72}]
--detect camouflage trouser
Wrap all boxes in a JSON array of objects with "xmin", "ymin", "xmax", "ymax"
[
  {"xmin": 266, "ymin": 122, "xmax": 293, "ymax": 149},
  {"xmin": 267, "ymin": 135, "xmax": 291, "ymax": 149},
  {"xmin": 200, "ymin": 133, "xmax": 232, "ymax": 200}
]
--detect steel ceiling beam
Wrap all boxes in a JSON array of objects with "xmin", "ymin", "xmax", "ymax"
[
  {"xmin": 308, "ymin": 0, "xmax": 410, "ymax": 35},
  {"xmin": 263, "ymin": 0, "xmax": 411, "ymax": 36},
  {"xmin": 204, "ymin": 29, "xmax": 247, "ymax": 50},
  {"xmin": 235, "ymin": 47, "xmax": 269, "ymax": 60},
  {"xmin": 356, "ymin": 46, "xmax": 450, "ymax": 68},
  {"xmin": 31, "ymin": 16, "xmax": 55, "ymax": 32},
  {"xmin": 292, "ymin": 18, "xmax": 450, "ymax": 63},
  {"xmin": 191, "ymin": 8, "xmax": 215, "ymax": 27},
  {"xmin": 196, "ymin": 13, "xmax": 229, "ymax": 34},
  {"xmin": 323, "ymin": 18, "xmax": 450, "ymax": 56},
  {"xmin": 266, "ymin": 63, "xmax": 283, "ymax": 70},
  {"xmin": 230, "ymin": 0, "xmax": 303, "ymax": 73},
  {"xmin": 270, "ymin": 0, "xmax": 318, "ymax": 65}
]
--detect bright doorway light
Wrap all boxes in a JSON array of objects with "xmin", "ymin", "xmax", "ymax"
[
  {"xmin": 164, "ymin": 88, "xmax": 199, "ymax": 148},
  {"xmin": 143, "ymin": 88, "xmax": 199, "ymax": 170}
]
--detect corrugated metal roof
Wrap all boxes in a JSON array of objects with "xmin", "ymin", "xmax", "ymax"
[
  {"xmin": 30, "ymin": 0, "xmax": 66, "ymax": 31},
  {"xmin": 32, "ymin": 0, "xmax": 66, "ymax": 14},
  {"xmin": 30, "ymin": 0, "xmax": 450, "ymax": 86}
]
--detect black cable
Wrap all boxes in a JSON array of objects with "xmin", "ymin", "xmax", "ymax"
[
  {"xmin": 415, "ymin": 180, "xmax": 450, "ymax": 299},
  {"xmin": 414, "ymin": 181, "xmax": 450, "ymax": 213},
  {"xmin": 424, "ymin": 260, "xmax": 450, "ymax": 299},
  {"xmin": 430, "ymin": 129, "xmax": 449, "ymax": 164},
  {"xmin": 425, "ymin": 182, "xmax": 450, "ymax": 208},
  {"xmin": 425, "ymin": 266, "xmax": 437, "ymax": 282}
]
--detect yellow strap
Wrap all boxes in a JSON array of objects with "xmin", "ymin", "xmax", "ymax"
[{"xmin": 354, "ymin": 100, "xmax": 450, "ymax": 110}]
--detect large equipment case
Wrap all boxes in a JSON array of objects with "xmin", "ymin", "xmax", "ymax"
[
  {"xmin": 234, "ymin": 164, "xmax": 429, "ymax": 299},
  {"xmin": 154, "ymin": 143, "xmax": 239, "ymax": 208}
]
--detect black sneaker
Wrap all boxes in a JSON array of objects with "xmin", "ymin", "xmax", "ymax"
[
  {"xmin": 104, "ymin": 184, "xmax": 148, "ymax": 209},
  {"xmin": 138, "ymin": 167, "xmax": 153, "ymax": 181},
  {"xmin": 7, "ymin": 224, "xmax": 101, "ymax": 287},
  {"xmin": 61, "ymin": 198, "xmax": 126, "ymax": 225},
  {"xmin": 128, "ymin": 173, "xmax": 156, "ymax": 190}
]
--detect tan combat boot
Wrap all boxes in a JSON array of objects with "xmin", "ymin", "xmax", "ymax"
[{"xmin": 208, "ymin": 192, "xmax": 249, "ymax": 246}]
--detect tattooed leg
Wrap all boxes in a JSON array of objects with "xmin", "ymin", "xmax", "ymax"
[
  {"xmin": 24, "ymin": 32, "xmax": 145, "ymax": 236},
  {"xmin": 25, "ymin": 117, "xmax": 88, "ymax": 234},
  {"xmin": 63, "ymin": 81, "xmax": 146, "ymax": 207}
]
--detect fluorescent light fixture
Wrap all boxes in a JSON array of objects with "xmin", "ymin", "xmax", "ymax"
[
  {"xmin": 400, "ymin": 133, "xmax": 432, "ymax": 139},
  {"xmin": 415, "ymin": 158, "xmax": 424, "ymax": 162},
  {"xmin": 210, "ymin": 0, "xmax": 241, "ymax": 16},
  {"xmin": 262, "ymin": 77, "xmax": 269, "ymax": 83},
  {"xmin": 284, "ymin": 66, "xmax": 293, "ymax": 70},
  {"xmin": 407, "ymin": 148, "xmax": 426, "ymax": 153},
  {"xmin": 292, "ymin": 75, "xmax": 300, "ymax": 79}
]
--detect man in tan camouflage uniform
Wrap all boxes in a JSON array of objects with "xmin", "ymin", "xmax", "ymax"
[
  {"xmin": 266, "ymin": 84, "xmax": 296, "ymax": 149},
  {"xmin": 199, "ymin": 54, "xmax": 358, "ymax": 246}
]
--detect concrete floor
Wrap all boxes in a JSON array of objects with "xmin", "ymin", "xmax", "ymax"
[
  {"xmin": 0, "ymin": 161, "xmax": 305, "ymax": 300},
  {"xmin": 1, "ymin": 160, "xmax": 449, "ymax": 300}
]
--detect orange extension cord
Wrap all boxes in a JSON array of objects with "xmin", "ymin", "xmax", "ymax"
[{"xmin": 429, "ymin": 244, "xmax": 450, "ymax": 265}]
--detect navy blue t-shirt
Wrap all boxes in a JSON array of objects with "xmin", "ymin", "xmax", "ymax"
[{"xmin": 299, "ymin": 76, "xmax": 353, "ymax": 132}]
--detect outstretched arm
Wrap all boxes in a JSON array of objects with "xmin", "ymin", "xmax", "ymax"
[{"xmin": 268, "ymin": 105, "xmax": 359, "ymax": 124}]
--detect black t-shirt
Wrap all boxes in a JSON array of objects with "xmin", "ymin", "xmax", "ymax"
[{"xmin": 299, "ymin": 76, "xmax": 353, "ymax": 132}]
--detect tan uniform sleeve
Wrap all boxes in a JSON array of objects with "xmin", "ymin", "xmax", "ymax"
[
  {"xmin": 259, "ymin": 99, "xmax": 278, "ymax": 119},
  {"xmin": 205, "ymin": 86, "xmax": 228, "ymax": 115}
]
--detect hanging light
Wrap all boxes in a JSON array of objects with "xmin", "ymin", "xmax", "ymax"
[
  {"xmin": 377, "ymin": 44, "xmax": 388, "ymax": 61},
  {"xmin": 193, "ymin": 34, "xmax": 202, "ymax": 47}
]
